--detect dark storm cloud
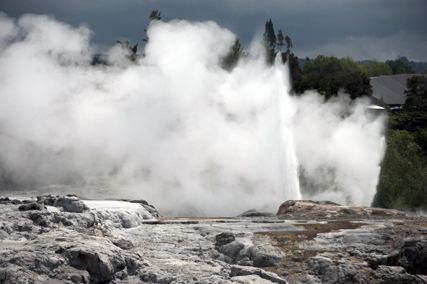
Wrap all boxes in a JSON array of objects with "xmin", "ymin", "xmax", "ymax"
[{"xmin": 1, "ymin": 0, "xmax": 426, "ymax": 61}]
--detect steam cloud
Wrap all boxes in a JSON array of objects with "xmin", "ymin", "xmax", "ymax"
[{"xmin": 0, "ymin": 12, "xmax": 385, "ymax": 216}]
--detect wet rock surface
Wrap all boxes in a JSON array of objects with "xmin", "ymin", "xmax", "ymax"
[{"xmin": 1, "ymin": 198, "xmax": 427, "ymax": 283}]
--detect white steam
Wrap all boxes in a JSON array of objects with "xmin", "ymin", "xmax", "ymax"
[{"xmin": 0, "ymin": 12, "xmax": 385, "ymax": 216}]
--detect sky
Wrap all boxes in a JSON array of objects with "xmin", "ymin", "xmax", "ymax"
[{"xmin": 1, "ymin": 0, "xmax": 426, "ymax": 62}]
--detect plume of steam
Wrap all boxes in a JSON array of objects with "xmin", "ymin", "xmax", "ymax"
[
  {"xmin": 0, "ymin": 12, "xmax": 385, "ymax": 216},
  {"xmin": 292, "ymin": 93, "xmax": 386, "ymax": 205}
]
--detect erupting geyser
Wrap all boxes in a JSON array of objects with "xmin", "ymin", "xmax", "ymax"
[{"xmin": 0, "ymin": 13, "xmax": 385, "ymax": 216}]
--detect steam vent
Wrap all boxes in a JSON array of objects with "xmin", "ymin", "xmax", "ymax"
[{"xmin": 1, "ymin": 195, "xmax": 427, "ymax": 283}]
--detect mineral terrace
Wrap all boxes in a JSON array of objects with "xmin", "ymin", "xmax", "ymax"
[{"xmin": 1, "ymin": 195, "xmax": 427, "ymax": 284}]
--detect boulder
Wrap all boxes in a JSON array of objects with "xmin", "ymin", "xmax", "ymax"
[
  {"xmin": 19, "ymin": 202, "xmax": 46, "ymax": 211},
  {"xmin": 54, "ymin": 196, "xmax": 89, "ymax": 213},
  {"xmin": 230, "ymin": 265, "xmax": 288, "ymax": 284},
  {"xmin": 238, "ymin": 209, "xmax": 273, "ymax": 217},
  {"xmin": 215, "ymin": 232, "xmax": 235, "ymax": 245}
]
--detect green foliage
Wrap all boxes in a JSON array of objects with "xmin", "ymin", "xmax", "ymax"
[
  {"xmin": 277, "ymin": 29, "xmax": 284, "ymax": 52},
  {"xmin": 221, "ymin": 38, "xmax": 245, "ymax": 71},
  {"xmin": 403, "ymin": 75, "xmax": 427, "ymax": 152},
  {"xmin": 285, "ymin": 35, "xmax": 292, "ymax": 53},
  {"xmin": 361, "ymin": 59, "xmax": 392, "ymax": 77},
  {"xmin": 300, "ymin": 55, "xmax": 371, "ymax": 99},
  {"xmin": 263, "ymin": 19, "xmax": 276, "ymax": 51},
  {"xmin": 317, "ymin": 73, "xmax": 344, "ymax": 99},
  {"xmin": 405, "ymin": 75, "xmax": 427, "ymax": 104},
  {"xmin": 387, "ymin": 59, "xmax": 415, "ymax": 74},
  {"xmin": 372, "ymin": 130, "xmax": 427, "ymax": 209},
  {"xmin": 375, "ymin": 75, "xmax": 427, "ymax": 210},
  {"xmin": 302, "ymin": 55, "xmax": 343, "ymax": 74},
  {"xmin": 340, "ymin": 57, "xmax": 362, "ymax": 73},
  {"xmin": 281, "ymin": 52, "xmax": 303, "ymax": 93},
  {"xmin": 342, "ymin": 72, "xmax": 373, "ymax": 99},
  {"xmin": 149, "ymin": 10, "xmax": 162, "ymax": 21},
  {"xmin": 421, "ymin": 68, "xmax": 427, "ymax": 74}
]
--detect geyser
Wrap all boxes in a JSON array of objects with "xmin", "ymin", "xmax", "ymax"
[{"xmin": 0, "ymin": 13, "xmax": 385, "ymax": 216}]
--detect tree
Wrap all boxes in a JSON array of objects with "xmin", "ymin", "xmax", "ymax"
[
  {"xmin": 387, "ymin": 59, "xmax": 415, "ymax": 74},
  {"xmin": 340, "ymin": 57, "xmax": 362, "ymax": 73},
  {"xmin": 299, "ymin": 55, "xmax": 373, "ymax": 99},
  {"xmin": 149, "ymin": 10, "xmax": 162, "ymax": 20},
  {"xmin": 302, "ymin": 55, "xmax": 343, "ymax": 74},
  {"xmin": 317, "ymin": 73, "xmax": 344, "ymax": 99},
  {"xmin": 281, "ymin": 52, "xmax": 303, "ymax": 93},
  {"xmin": 361, "ymin": 59, "xmax": 392, "ymax": 77},
  {"xmin": 143, "ymin": 10, "xmax": 162, "ymax": 43},
  {"xmin": 116, "ymin": 40, "xmax": 138, "ymax": 62},
  {"xmin": 277, "ymin": 29, "xmax": 284, "ymax": 52},
  {"xmin": 389, "ymin": 75, "xmax": 427, "ymax": 155},
  {"xmin": 342, "ymin": 72, "xmax": 373, "ymax": 99},
  {"xmin": 405, "ymin": 75, "xmax": 427, "ymax": 103},
  {"xmin": 285, "ymin": 35, "xmax": 293, "ymax": 53},
  {"xmin": 222, "ymin": 38, "xmax": 245, "ymax": 71},
  {"xmin": 403, "ymin": 75, "xmax": 427, "ymax": 152},
  {"xmin": 263, "ymin": 19, "xmax": 276, "ymax": 51},
  {"xmin": 372, "ymin": 130, "xmax": 427, "ymax": 209}
]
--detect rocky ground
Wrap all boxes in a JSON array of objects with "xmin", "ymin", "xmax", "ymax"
[{"xmin": 1, "ymin": 195, "xmax": 427, "ymax": 284}]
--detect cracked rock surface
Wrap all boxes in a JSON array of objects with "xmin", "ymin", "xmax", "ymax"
[{"xmin": 1, "ymin": 197, "xmax": 427, "ymax": 283}]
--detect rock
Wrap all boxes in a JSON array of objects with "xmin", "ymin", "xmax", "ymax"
[
  {"xmin": 373, "ymin": 265, "xmax": 427, "ymax": 284},
  {"xmin": 54, "ymin": 196, "xmax": 89, "ymax": 213},
  {"xmin": 396, "ymin": 238, "xmax": 427, "ymax": 275},
  {"xmin": 247, "ymin": 246, "xmax": 283, "ymax": 268},
  {"xmin": 19, "ymin": 202, "xmax": 46, "ymax": 211},
  {"xmin": 305, "ymin": 255, "xmax": 371, "ymax": 284},
  {"xmin": 238, "ymin": 209, "xmax": 273, "ymax": 217},
  {"xmin": 29, "ymin": 212, "xmax": 51, "ymax": 227},
  {"xmin": 64, "ymin": 243, "xmax": 125, "ymax": 283},
  {"xmin": 216, "ymin": 232, "xmax": 235, "ymax": 245},
  {"xmin": 230, "ymin": 265, "xmax": 288, "ymax": 284},
  {"xmin": 276, "ymin": 200, "xmax": 422, "ymax": 219},
  {"xmin": 112, "ymin": 238, "xmax": 134, "ymax": 250},
  {"xmin": 2, "ymin": 196, "xmax": 427, "ymax": 283},
  {"xmin": 217, "ymin": 241, "xmax": 245, "ymax": 263},
  {"xmin": 37, "ymin": 194, "xmax": 57, "ymax": 206}
]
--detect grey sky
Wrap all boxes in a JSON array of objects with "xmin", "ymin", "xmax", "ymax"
[{"xmin": 1, "ymin": 0, "xmax": 426, "ymax": 61}]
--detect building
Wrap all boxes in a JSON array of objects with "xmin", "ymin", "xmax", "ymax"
[{"xmin": 370, "ymin": 74, "xmax": 427, "ymax": 108}]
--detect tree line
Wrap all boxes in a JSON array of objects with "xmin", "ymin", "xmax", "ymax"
[{"xmin": 372, "ymin": 75, "xmax": 427, "ymax": 210}]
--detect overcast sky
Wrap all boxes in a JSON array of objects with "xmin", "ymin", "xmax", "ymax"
[{"xmin": 1, "ymin": 0, "xmax": 426, "ymax": 61}]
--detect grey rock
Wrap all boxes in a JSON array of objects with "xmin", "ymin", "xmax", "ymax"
[
  {"xmin": 305, "ymin": 255, "xmax": 370, "ymax": 284},
  {"xmin": 113, "ymin": 238, "xmax": 134, "ymax": 250},
  {"xmin": 247, "ymin": 246, "xmax": 282, "ymax": 268},
  {"xmin": 54, "ymin": 196, "xmax": 89, "ymax": 213},
  {"xmin": 238, "ymin": 209, "xmax": 273, "ymax": 217},
  {"xmin": 2, "ymin": 197, "xmax": 427, "ymax": 284},
  {"xmin": 230, "ymin": 265, "xmax": 288, "ymax": 284},
  {"xmin": 216, "ymin": 232, "xmax": 235, "ymax": 245},
  {"xmin": 217, "ymin": 241, "xmax": 245, "ymax": 263},
  {"xmin": 374, "ymin": 265, "xmax": 427, "ymax": 284},
  {"xmin": 30, "ymin": 212, "xmax": 51, "ymax": 227},
  {"xmin": 19, "ymin": 202, "xmax": 46, "ymax": 211},
  {"xmin": 396, "ymin": 238, "xmax": 427, "ymax": 275}
]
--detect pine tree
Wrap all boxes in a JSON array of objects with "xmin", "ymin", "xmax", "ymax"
[{"xmin": 263, "ymin": 19, "xmax": 276, "ymax": 50}]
